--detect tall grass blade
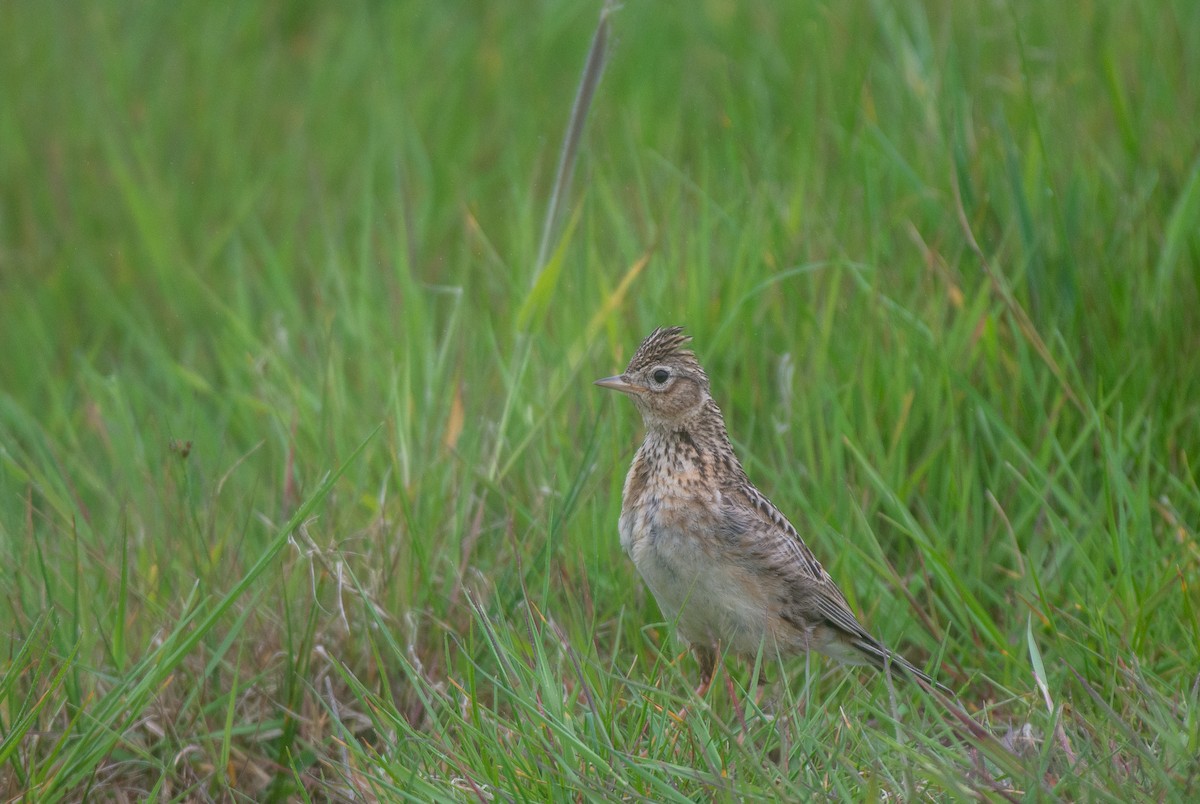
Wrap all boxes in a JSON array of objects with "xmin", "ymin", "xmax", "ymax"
[{"xmin": 532, "ymin": 0, "xmax": 616, "ymax": 280}]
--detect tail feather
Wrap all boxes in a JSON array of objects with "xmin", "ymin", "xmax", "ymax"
[
  {"xmin": 850, "ymin": 637, "xmax": 953, "ymax": 696},
  {"xmin": 809, "ymin": 588, "xmax": 953, "ymax": 695}
]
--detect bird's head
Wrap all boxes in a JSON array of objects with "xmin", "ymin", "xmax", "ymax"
[{"xmin": 595, "ymin": 326, "xmax": 711, "ymax": 429}]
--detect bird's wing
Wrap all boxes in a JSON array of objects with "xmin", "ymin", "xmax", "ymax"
[
  {"xmin": 725, "ymin": 483, "xmax": 832, "ymax": 584},
  {"xmin": 720, "ymin": 484, "xmax": 866, "ymax": 625},
  {"xmin": 721, "ymin": 484, "xmax": 946, "ymax": 690}
]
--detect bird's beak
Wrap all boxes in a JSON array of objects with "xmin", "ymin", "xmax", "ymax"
[{"xmin": 594, "ymin": 375, "xmax": 641, "ymax": 395}]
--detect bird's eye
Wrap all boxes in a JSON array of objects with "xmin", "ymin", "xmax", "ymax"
[{"xmin": 652, "ymin": 369, "xmax": 670, "ymax": 384}]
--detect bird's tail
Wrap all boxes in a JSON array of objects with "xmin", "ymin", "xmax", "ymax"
[{"xmin": 850, "ymin": 637, "xmax": 953, "ymax": 696}]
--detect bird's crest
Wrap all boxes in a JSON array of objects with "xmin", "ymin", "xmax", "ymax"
[{"xmin": 626, "ymin": 326, "xmax": 699, "ymax": 373}]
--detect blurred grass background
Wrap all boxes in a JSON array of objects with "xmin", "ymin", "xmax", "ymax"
[{"xmin": 2, "ymin": 1, "xmax": 1199, "ymax": 799}]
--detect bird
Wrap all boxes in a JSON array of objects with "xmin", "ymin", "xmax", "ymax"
[{"xmin": 595, "ymin": 326, "xmax": 949, "ymax": 698}]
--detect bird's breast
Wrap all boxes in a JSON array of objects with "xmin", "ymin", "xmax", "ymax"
[
  {"xmin": 617, "ymin": 443, "xmax": 719, "ymax": 556},
  {"xmin": 616, "ymin": 443, "xmax": 774, "ymax": 650}
]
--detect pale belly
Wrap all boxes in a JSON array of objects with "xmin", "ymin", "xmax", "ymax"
[{"xmin": 620, "ymin": 504, "xmax": 777, "ymax": 656}]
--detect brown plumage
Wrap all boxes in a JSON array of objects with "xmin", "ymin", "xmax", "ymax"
[{"xmin": 596, "ymin": 326, "xmax": 949, "ymax": 696}]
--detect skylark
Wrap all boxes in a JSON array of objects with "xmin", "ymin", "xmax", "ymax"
[{"xmin": 596, "ymin": 326, "xmax": 948, "ymax": 696}]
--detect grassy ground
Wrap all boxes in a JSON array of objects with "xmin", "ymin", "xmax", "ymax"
[{"xmin": 3, "ymin": 1, "xmax": 1200, "ymax": 800}]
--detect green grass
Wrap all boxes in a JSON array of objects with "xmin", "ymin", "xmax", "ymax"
[{"xmin": 3, "ymin": 1, "xmax": 1200, "ymax": 799}]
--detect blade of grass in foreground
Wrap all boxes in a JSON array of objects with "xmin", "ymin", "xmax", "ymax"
[
  {"xmin": 0, "ymin": 618, "xmax": 77, "ymax": 772},
  {"xmin": 33, "ymin": 426, "xmax": 380, "ymax": 801}
]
